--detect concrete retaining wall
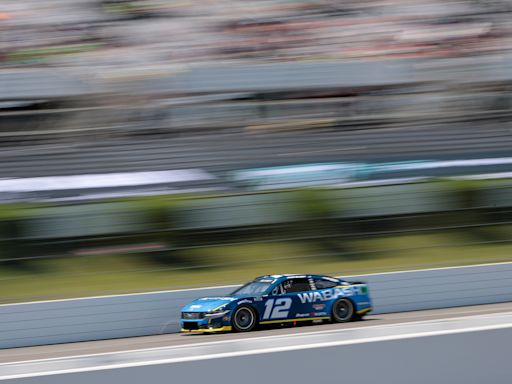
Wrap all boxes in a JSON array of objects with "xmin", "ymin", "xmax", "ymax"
[{"xmin": 1, "ymin": 262, "xmax": 511, "ymax": 349}]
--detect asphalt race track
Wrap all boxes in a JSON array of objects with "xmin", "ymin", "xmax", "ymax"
[
  {"xmin": 1, "ymin": 302, "xmax": 512, "ymax": 383},
  {"xmin": 9, "ymin": 328, "xmax": 510, "ymax": 384}
]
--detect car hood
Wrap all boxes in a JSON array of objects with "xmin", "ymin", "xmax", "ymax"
[{"xmin": 181, "ymin": 296, "xmax": 239, "ymax": 313}]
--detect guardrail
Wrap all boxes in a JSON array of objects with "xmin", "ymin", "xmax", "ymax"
[{"xmin": 1, "ymin": 262, "xmax": 511, "ymax": 349}]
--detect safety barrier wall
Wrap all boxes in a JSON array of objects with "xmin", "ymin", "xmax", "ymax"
[
  {"xmin": 6, "ymin": 180, "xmax": 512, "ymax": 241},
  {"xmin": 1, "ymin": 262, "xmax": 511, "ymax": 349}
]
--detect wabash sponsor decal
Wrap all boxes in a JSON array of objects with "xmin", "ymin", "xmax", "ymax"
[{"xmin": 298, "ymin": 286, "xmax": 366, "ymax": 304}]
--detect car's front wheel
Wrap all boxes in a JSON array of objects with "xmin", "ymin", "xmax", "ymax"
[
  {"xmin": 231, "ymin": 306, "xmax": 257, "ymax": 332},
  {"xmin": 331, "ymin": 298, "xmax": 355, "ymax": 323}
]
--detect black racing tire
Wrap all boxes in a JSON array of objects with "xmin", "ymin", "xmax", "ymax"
[
  {"xmin": 231, "ymin": 306, "xmax": 258, "ymax": 332},
  {"xmin": 331, "ymin": 298, "xmax": 355, "ymax": 323}
]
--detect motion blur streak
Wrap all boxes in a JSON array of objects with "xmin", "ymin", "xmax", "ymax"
[
  {"xmin": 2, "ymin": 1, "xmax": 512, "ymax": 383},
  {"xmin": 1, "ymin": 308, "xmax": 512, "ymax": 381},
  {"xmin": 2, "ymin": 0, "xmax": 512, "ymax": 306}
]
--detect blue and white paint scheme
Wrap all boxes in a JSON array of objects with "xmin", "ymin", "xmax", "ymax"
[{"xmin": 180, "ymin": 274, "xmax": 372, "ymax": 333}]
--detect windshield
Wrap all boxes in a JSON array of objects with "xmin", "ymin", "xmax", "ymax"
[{"xmin": 231, "ymin": 281, "xmax": 272, "ymax": 296}]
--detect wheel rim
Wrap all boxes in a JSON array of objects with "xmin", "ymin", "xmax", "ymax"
[
  {"xmin": 335, "ymin": 300, "xmax": 352, "ymax": 321},
  {"xmin": 234, "ymin": 308, "xmax": 254, "ymax": 330}
]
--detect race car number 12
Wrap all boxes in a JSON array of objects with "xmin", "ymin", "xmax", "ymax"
[{"xmin": 263, "ymin": 298, "xmax": 292, "ymax": 319}]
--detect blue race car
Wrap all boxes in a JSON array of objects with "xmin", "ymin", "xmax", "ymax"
[{"xmin": 180, "ymin": 274, "xmax": 372, "ymax": 333}]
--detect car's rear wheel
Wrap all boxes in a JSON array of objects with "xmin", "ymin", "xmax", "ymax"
[
  {"xmin": 231, "ymin": 306, "xmax": 257, "ymax": 332},
  {"xmin": 331, "ymin": 298, "xmax": 355, "ymax": 323}
]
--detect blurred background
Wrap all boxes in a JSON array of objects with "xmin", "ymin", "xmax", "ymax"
[{"xmin": 1, "ymin": 0, "xmax": 512, "ymax": 303}]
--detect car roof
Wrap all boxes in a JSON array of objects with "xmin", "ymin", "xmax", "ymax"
[{"xmin": 255, "ymin": 274, "xmax": 339, "ymax": 282}]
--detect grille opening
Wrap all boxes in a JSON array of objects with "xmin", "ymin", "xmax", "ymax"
[{"xmin": 182, "ymin": 322, "xmax": 199, "ymax": 330}]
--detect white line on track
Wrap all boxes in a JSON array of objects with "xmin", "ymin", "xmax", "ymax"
[
  {"xmin": 351, "ymin": 260, "xmax": 512, "ymax": 277},
  {"xmin": 2, "ymin": 309, "xmax": 511, "ymax": 367},
  {"xmin": 1, "ymin": 312, "xmax": 512, "ymax": 380}
]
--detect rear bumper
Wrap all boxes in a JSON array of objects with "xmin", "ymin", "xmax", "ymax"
[{"xmin": 357, "ymin": 307, "xmax": 373, "ymax": 315}]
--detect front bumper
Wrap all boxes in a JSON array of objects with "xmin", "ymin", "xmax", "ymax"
[
  {"xmin": 180, "ymin": 326, "xmax": 232, "ymax": 333},
  {"xmin": 180, "ymin": 313, "xmax": 231, "ymax": 333}
]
